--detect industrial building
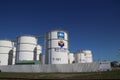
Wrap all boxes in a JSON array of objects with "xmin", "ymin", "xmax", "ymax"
[{"xmin": 0, "ymin": 30, "xmax": 111, "ymax": 72}]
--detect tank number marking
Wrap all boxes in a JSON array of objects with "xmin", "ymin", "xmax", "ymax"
[
  {"xmin": 54, "ymin": 48, "xmax": 67, "ymax": 52},
  {"xmin": 52, "ymin": 58, "xmax": 61, "ymax": 61},
  {"xmin": 79, "ymin": 59, "xmax": 86, "ymax": 62}
]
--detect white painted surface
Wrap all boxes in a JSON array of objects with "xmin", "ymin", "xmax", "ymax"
[
  {"xmin": 69, "ymin": 53, "xmax": 75, "ymax": 64},
  {"xmin": 12, "ymin": 47, "xmax": 16, "ymax": 65},
  {"xmin": 36, "ymin": 45, "xmax": 42, "ymax": 60},
  {"xmin": 74, "ymin": 50, "xmax": 93, "ymax": 63},
  {"xmin": 45, "ymin": 30, "xmax": 69, "ymax": 64},
  {"xmin": 17, "ymin": 36, "xmax": 37, "ymax": 44},
  {"xmin": 0, "ymin": 62, "xmax": 111, "ymax": 72},
  {"xmin": 16, "ymin": 35, "xmax": 37, "ymax": 61},
  {"xmin": 0, "ymin": 40, "xmax": 14, "ymax": 65}
]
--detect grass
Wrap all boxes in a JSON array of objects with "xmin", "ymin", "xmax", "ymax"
[{"xmin": 0, "ymin": 69, "xmax": 120, "ymax": 80}]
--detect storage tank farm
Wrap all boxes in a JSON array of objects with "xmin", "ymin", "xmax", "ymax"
[
  {"xmin": 0, "ymin": 30, "xmax": 94, "ymax": 66},
  {"xmin": 0, "ymin": 39, "xmax": 14, "ymax": 65},
  {"xmin": 0, "ymin": 29, "xmax": 110, "ymax": 73},
  {"xmin": 16, "ymin": 35, "xmax": 38, "ymax": 63},
  {"xmin": 45, "ymin": 30, "xmax": 69, "ymax": 64},
  {"xmin": 74, "ymin": 50, "xmax": 93, "ymax": 63}
]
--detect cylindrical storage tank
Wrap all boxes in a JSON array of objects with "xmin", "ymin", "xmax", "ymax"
[
  {"xmin": 74, "ymin": 51, "xmax": 86, "ymax": 63},
  {"xmin": 74, "ymin": 50, "xmax": 93, "ymax": 63},
  {"xmin": 81, "ymin": 50, "xmax": 93, "ymax": 63},
  {"xmin": 16, "ymin": 35, "xmax": 37, "ymax": 62},
  {"xmin": 45, "ymin": 30, "xmax": 68, "ymax": 64},
  {"xmin": 36, "ymin": 45, "xmax": 42, "ymax": 61},
  {"xmin": 12, "ymin": 47, "xmax": 16, "ymax": 65},
  {"xmin": 69, "ymin": 53, "xmax": 75, "ymax": 64},
  {"xmin": 0, "ymin": 39, "xmax": 14, "ymax": 65}
]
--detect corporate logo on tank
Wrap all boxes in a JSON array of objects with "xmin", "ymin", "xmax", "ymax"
[
  {"xmin": 57, "ymin": 32, "xmax": 64, "ymax": 39},
  {"xmin": 58, "ymin": 39, "xmax": 64, "ymax": 48}
]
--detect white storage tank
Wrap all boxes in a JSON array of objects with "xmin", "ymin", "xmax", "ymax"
[
  {"xmin": 12, "ymin": 47, "xmax": 16, "ymax": 65},
  {"xmin": 74, "ymin": 50, "xmax": 93, "ymax": 63},
  {"xmin": 0, "ymin": 39, "xmax": 14, "ymax": 65},
  {"xmin": 36, "ymin": 45, "xmax": 42, "ymax": 61},
  {"xmin": 16, "ymin": 35, "xmax": 37, "ymax": 62},
  {"xmin": 74, "ymin": 52, "xmax": 86, "ymax": 63},
  {"xmin": 45, "ymin": 30, "xmax": 69, "ymax": 64},
  {"xmin": 69, "ymin": 53, "xmax": 75, "ymax": 64},
  {"xmin": 81, "ymin": 50, "xmax": 93, "ymax": 63}
]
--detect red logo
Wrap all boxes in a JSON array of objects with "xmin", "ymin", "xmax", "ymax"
[{"xmin": 58, "ymin": 40, "xmax": 64, "ymax": 48}]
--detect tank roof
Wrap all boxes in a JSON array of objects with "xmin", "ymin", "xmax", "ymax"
[
  {"xmin": 74, "ymin": 52, "xmax": 85, "ymax": 54},
  {"xmin": 74, "ymin": 49, "xmax": 92, "ymax": 54},
  {"xmin": 46, "ymin": 29, "xmax": 68, "ymax": 34},
  {"xmin": 17, "ymin": 35, "xmax": 37, "ymax": 38},
  {"xmin": 69, "ymin": 53, "xmax": 74, "ymax": 54},
  {"xmin": 0, "ymin": 39, "xmax": 14, "ymax": 42}
]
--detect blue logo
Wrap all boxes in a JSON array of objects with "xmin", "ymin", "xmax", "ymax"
[
  {"xmin": 58, "ymin": 40, "xmax": 64, "ymax": 48},
  {"xmin": 57, "ymin": 32, "xmax": 64, "ymax": 39}
]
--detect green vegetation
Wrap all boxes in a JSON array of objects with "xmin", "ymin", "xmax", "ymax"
[{"xmin": 0, "ymin": 69, "xmax": 120, "ymax": 80}]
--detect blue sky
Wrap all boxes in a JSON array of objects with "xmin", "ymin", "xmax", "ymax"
[{"xmin": 0, "ymin": 0, "xmax": 120, "ymax": 61}]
